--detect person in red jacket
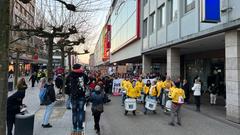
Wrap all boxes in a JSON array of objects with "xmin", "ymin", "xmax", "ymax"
[{"xmin": 89, "ymin": 80, "xmax": 97, "ymax": 91}]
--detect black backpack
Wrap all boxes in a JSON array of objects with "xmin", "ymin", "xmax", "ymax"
[{"xmin": 69, "ymin": 76, "xmax": 85, "ymax": 99}]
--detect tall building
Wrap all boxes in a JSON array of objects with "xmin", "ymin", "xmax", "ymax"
[
  {"xmin": 10, "ymin": 0, "xmax": 48, "ymax": 74},
  {"xmin": 92, "ymin": 0, "xmax": 240, "ymax": 123}
]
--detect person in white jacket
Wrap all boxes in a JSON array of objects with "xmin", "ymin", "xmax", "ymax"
[{"xmin": 192, "ymin": 78, "xmax": 201, "ymax": 112}]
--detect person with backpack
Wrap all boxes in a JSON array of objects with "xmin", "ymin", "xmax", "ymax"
[
  {"xmin": 42, "ymin": 78, "xmax": 56, "ymax": 128},
  {"xmin": 90, "ymin": 85, "xmax": 104, "ymax": 135},
  {"xmin": 65, "ymin": 64, "xmax": 89, "ymax": 133},
  {"xmin": 168, "ymin": 87, "xmax": 185, "ymax": 126}
]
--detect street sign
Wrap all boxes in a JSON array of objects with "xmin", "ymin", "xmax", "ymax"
[{"xmin": 200, "ymin": 0, "xmax": 221, "ymax": 23}]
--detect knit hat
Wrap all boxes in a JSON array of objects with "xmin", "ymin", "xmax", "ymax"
[{"xmin": 73, "ymin": 64, "xmax": 82, "ymax": 70}]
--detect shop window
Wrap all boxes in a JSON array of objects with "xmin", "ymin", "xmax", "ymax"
[
  {"xmin": 157, "ymin": 4, "xmax": 165, "ymax": 29},
  {"xmin": 185, "ymin": 0, "xmax": 195, "ymax": 13}
]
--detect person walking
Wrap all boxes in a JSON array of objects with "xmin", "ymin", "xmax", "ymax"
[
  {"xmin": 29, "ymin": 72, "xmax": 37, "ymax": 87},
  {"xmin": 7, "ymin": 91, "xmax": 25, "ymax": 135},
  {"xmin": 65, "ymin": 64, "xmax": 89, "ymax": 132},
  {"xmin": 208, "ymin": 83, "xmax": 218, "ymax": 105},
  {"xmin": 39, "ymin": 77, "xmax": 47, "ymax": 105},
  {"xmin": 16, "ymin": 78, "xmax": 28, "ymax": 103},
  {"xmin": 90, "ymin": 85, "xmax": 104, "ymax": 135},
  {"xmin": 192, "ymin": 78, "xmax": 202, "ymax": 112},
  {"xmin": 8, "ymin": 70, "xmax": 14, "ymax": 91},
  {"xmin": 55, "ymin": 74, "xmax": 63, "ymax": 94},
  {"xmin": 182, "ymin": 79, "xmax": 190, "ymax": 103},
  {"xmin": 168, "ymin": 87, "xmax": 185, "ymax": 126},
  {"xmin": 42, "ymin": 78, "xmax": 56, "ymax": 128}
]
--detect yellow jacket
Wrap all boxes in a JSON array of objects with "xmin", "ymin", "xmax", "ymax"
[
  {"xmin": 149, "ymin": 85, "xmax": 160, "ymax": 97},
  {"xmin": 121, "ymin": 80, "xmax": 131, "ymax": 91},
  {"xmin": 169, "ymin": 87, "xmax": 185, "ymax": 104},
  {"xmin": 135, "ymin": 81, "xmax": 144, "ymax": 97},
  {"xmin": 156, "ymin": 81, "xmax": 164, "ymax": 94},
  {"xmin": 163, "ymin": 80, "xmax": 175, "ymax": 89},
  {"xmin": 143, "ymin": 85, "xmax": 150, "ymax": 95},
  {"xmin": 127, "ymin": 84, "xmax": 138, "ymax": 98}
]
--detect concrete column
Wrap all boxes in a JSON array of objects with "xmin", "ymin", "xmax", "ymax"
[
  {"xmin": 142, "ymin": 54, "xmax": 152, "ymax": 74},
  {"xmin": 225, "ymin": 30, "xmax": 240, "ymax": 123},
  {"xmin": 167, "ymin": 48, "xmax": 180, "ymax": 81}
]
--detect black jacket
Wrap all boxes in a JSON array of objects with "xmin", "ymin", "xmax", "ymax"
[
  {"xmin": 7, "ymin": 92, "xmax": 25, "ymax": 121},
  {"xmin": 55, "ymin": 76, "xmax": 63, "ymax": 88},
  {"xmin": 44, "ymin": 84, "xmax": 56, "ymax": 105},
  {"xmin": 66, "ymin": 71, "xmax": 89, "ymax": 98}
]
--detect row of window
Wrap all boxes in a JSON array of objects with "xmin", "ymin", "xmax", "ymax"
[
  {"xmin": 15, "ymin": 15, "xmax": 34, "ymax": 29},
  {"xmin": 15, "ymin": 1, "xmax": 35, "ymax": 25},
  {"xmin": 143, "ymin": 0, "xmax": 195, "ymax": 38}
]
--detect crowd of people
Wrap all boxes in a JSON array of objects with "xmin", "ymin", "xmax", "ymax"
[{"xmin": 7, "ymin": 64, "xmax": 225, "ymax": 135}]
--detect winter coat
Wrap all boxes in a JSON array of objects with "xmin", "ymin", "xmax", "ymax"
[
  {"xmin": 135, "ymin": 81, "xmax": 144, "ymax": 97},
  {"xmin": 43, "ymin": 84, "xmax": 56, "ymax": 105},
  {"xmin": 169, "ymin": 87, "xmax": 185, "ymax": 104},
  {"xmin": 65, "ymin": 70, "xmax": 89, "ymax": 99},
  {"xmin": 126, "ymin": 84, "xmax": 138, "ymax": 98},
  {"xmin": 192, "ymin": 83, "xmax": 201, "ymax": 96},
  {"xmin": 55, "ymin": 77, "xmax": 63, "ymax": 88},
  {"xmin": 7, "ymin": 92, "xmax": 25, "ymax": 121}
]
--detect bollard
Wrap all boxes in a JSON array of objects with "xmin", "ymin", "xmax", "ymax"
[{"xmin": 14, "ymin": 113, "xmax": 35, "ymax": 135}]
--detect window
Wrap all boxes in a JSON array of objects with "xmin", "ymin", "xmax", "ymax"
[
  {"xmin": 185, "ymin": 0, "xmax": 195, "ymax": 13},
  {"xmin": 143, "ymin": 18, "xmax": 148, "ymax": 38},
  {"xmin": 157, "ymin": 4, "xmax": 165, "ymax": 29},
  {"xmin": 143, "ymin": 0, "xmax": 148, "ymax": 7},
  {"xmin": 169, "ymin": 0, "xmax": 178, "ymax": 22},
  {"xmin": 149, "ymin": 12, "xmax": 155, "ymax": 34}
]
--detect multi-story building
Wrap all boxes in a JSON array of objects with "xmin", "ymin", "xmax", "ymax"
[
  {"xmin": 9, "ymin": 0, "xmax": 48, "ymax": 74},
  {"xmin": 92, "ymin": 0, "xmax": 240, "ymax": 123}
]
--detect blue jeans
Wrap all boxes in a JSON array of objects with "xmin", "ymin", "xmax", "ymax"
[
  {"xmin": 71, "ymin": 97, "xmax": 85, "ymax": 130},
  {"xmin": 43, "ymin": 102, "xmax": 55, "ymax": 125},
  {"xmin": 66, "ymin": 95, "xmax": 71, "ymax": 108}
]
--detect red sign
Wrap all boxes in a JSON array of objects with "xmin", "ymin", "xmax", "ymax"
[{"xmin": 102, "ymin": 25, "xmax": 111, "ymax": 61}]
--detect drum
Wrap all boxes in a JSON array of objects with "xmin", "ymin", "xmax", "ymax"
[{"xmin": 124, "ymin": 98, "xmax": 137, "ymax": 111}]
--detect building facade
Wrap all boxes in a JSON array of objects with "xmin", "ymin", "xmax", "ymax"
[
  {"xmin": 92, "ymin": 0, "xmax": 240, "ymax": 123},
  {"xmin": 10, "ymin": 0, "xmax": 48, "ymax": 74},
  {"xmin": 141, "ymin": 0, "xmax": 240, "ymax": 123}
]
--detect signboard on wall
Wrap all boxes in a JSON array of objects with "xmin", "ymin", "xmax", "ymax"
[{"xmin": 200, "ymin": 0, "xmax": 221, "ymax": 23}]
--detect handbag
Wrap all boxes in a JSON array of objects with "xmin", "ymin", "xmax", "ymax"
[{"xmin": 92, "ymin": 104, "xmax": 104, "ymax": 113}]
